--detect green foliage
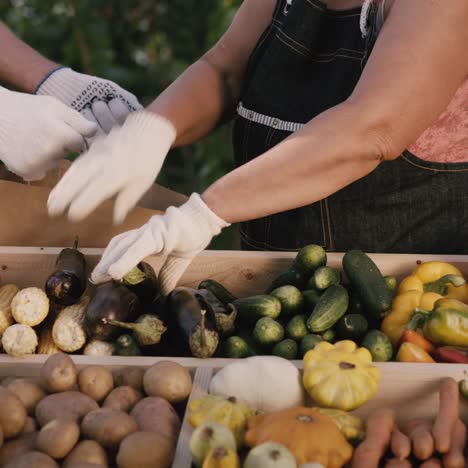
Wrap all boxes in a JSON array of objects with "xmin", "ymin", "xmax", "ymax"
[{"xmin": 1, "ymin": 0, "xmax": 242, "ymax": 248}]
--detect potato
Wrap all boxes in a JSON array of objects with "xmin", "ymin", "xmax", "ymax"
[
  {"xmin": 130, "ymin": 397, "xmax": 180, "ymax": 441},
  {"xmin": 78, "ymin": 366, "xmax": 113, "ymax": 403},
  {"xmin": 1, "ymin": 377, "xmax": 17, "ymax": 387},
  {"xmin": 81, "ymin": 409, "xmax": 138, "ymax": 449},
  {"xmin": 0, "ymin": 388, "xmax": 27, "ymax": 438},
  {"xmin": 63, "ymin": 440, "xmax": 108, "ymax": 468},
  {"xmin": 35, "ymin": 391, "xmax": 98, "ymax": 427},
  {"xmin": 0, "ymin": 433, "xmax": 37, "ymax": 466},
  {"xmin": 6, "ymin": 379, "xmax": 46, "ymax": 415},
  {"xmin": 143, "ymin": 361, "xmax": 192, "ymax": 403},
  {"xmin": 65, "ymin": 464, "xmax": 106, "ymax": 468},
  {"xmin": 5, "ymin": 450, "xmax": 58, "ymax": 468},
  {"xmin": 113, "ymin": 367, "xmax": 144, "ymax": 391},
  {"xmin": 102, "ymin": 386, "xmax": 142, "ymax": 412},
  {"xmin": 40, "ymin": 353, "xmax": 77, "ymax": 393},
  {"xmin": 21, "ymin": 417, "xmax": 37, "ymax": 434},
  {"xmin": 116, "ymin": 431, "xmax": 175, "ymax": 468},
  {"xmin": 36, "ymin": 418, "xmax": 80, "ymax": 459}
]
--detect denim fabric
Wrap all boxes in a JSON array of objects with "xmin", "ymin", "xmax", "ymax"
[{"xmin": 233, "ymin": 0, "xmax": 468, "ymax": 254}]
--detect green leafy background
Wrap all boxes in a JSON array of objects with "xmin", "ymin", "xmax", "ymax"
[{"xmin": 1, "ymin": 0, "xmax": 242, "ymax": 248}]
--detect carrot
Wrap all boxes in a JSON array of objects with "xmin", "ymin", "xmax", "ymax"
[
  {"xmin": 419, "ymin": 458, "xmax": 442, "ymax": 468},
  {"xmin": 404, "ymin": 419, "xmax": 434, "ymax": 461},
  {"xmin": 400, "ymin": 330, "xmax": 435, "ymax": 354},
  {"xmin": 351, "ymin": 408, "xmax": 395, "ymax": 468},
  {"xmin": 390, "ymin": 426, "xmax": 411, "ymax": 460},
  {"xmin": 432, "ymin": 377, "xmax": 459, "ymax": 453},
  {"xmin": 384, "ymin": 458, "xmax": 412, "ymax": 468},
  {"xmin": 442, "ymin": 419, "xmax": 467, "ymax": 468}
]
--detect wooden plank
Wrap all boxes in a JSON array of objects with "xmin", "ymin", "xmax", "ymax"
[
  {"xmin": 172, "ymin": 367, "xmax": 214, "ymax": 468},
  {"xmin": 0, "ymin": 247, "xmax": 468, "ymax": 296}
]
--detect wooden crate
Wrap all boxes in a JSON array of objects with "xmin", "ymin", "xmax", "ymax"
[
  {"xmin": 0, "ymin": 248, "xmax": 467, "ymax": 467},
  {"xmin": 173, "ymin": 360, "xmax": 468, "ymax": 468}
]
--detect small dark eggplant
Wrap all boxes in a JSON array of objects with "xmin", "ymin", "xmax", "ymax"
[
  {"xmin": 197, "ymin": 279, "xmax": 237, "ymax": 305},
  {"xmin": 168, "ymin": 287, "xmax": 219, "ymax": 358},
  {"xmin": 103, "ymin": 314, "xmax": 167, "ymax": 346},
  {"xmin": 115, "ymin": 334, "xmax": 142, "ymax": 356},
  {"xmin": 195, "ymin": 289, "xmax": 237, "ymax": 336},
  {"xmin": 121, "ymin": 262, "xmax": 159, "ymax": 305},
  {"xmin": 45, "ymin": 237, "xmax": 86, "ymax": 306},
  {"xmin": 85, "ymin": 282, "xmax": 140, "ymax": 341}
]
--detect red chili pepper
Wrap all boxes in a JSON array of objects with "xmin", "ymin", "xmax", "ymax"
[{"xmin": 432, "ymin": 346, "xmax": 468, "ymax": 364}]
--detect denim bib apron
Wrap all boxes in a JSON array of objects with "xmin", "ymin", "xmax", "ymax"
[{"xmin": 233, "ymin": 0, "xmax": 468, "ymax": 254}]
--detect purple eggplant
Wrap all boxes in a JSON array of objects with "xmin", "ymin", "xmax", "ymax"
[
  {"xmin": 167, "ymin": 287, "xmax": 219, "ymax": 358},
  {"xmin": 85, "ymin": 282, "xmax": 140, "ymax": 341},
  {"xmin": 45, "ymin": 237, "xmax": 86, "ymax": 306},
  {"xmin": 121, "ymin": 262, "xmax": 160, "ymax": 306}
]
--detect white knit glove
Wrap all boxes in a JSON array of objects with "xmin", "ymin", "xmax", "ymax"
[
  {"xmin": 0, "ymin": 86, "xmax": 97, "ymax": 181},
  {"xmin": 47, "ymin": 111, "xmax": 176, "ymax": 224},
  {"xmin": 91, "ymin": 193, "xmax": 230, "ymax": 295},
  {"xmin": 36, "ymin": 68, "xmax": 142, "ymax": 142}
]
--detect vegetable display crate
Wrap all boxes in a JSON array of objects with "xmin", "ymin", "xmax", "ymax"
[{"xmin": 0, "ymin": 247, "xmax": 467, "ymax": 467}]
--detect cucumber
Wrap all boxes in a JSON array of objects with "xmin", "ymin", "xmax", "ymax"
[
  {"xmin": 361, "ymin": 330, "xmax": 393, "ymax": 362},
  {"xmin": 306, "ymin": 285, "xmax": 349, "ymax": 333},
  {"xmin": 286, "ymin": 315, "xmax": 308, "ymax": 341},
  {"xmin": 272, "ymin": 339, "xmax": 298, "ymax": 360},
  {"xmin": 222, "ymin": 336, "xmax": 252, "ymax": 359},
  {"xmin": 308, "ymin": 266, "xmax": 341, "ymax": 291},
  {"xmin": 321, "ymin": 328, "xmax": 337, "ymax": 343},
  {"xmin": 342, "ymin": 250, "xmax": 393, "ymax": 320},
  {"xmin": 198, "ymin": 279, "xmax": 237, "ymax": 305},
  {"xmin": 293, "ymin": 244, "xmax": 327, "ymax": 276},
  {"xmin": 303, "ymin": 289, "xmax": 322, "ymax": 313},
  {"xmin": 266, "ymin": 267, "xmax": 307, "ymax": 292},
  {"xmin": 384, "ymin": 275, "xmax": 398, "ymax": 292},
  {"xmin": 300, "ymin": 334, "xmax": 323, "ymax": 356},
  {"xmin": 233, "ymin": 295, "xmax": 281, "ymax": 324},
  {"xmin": 253, "ymin": 317, "xmax": 284, "ymax": 346},
  {"xmin": 237, "ymin": 328, "xmax": 263, "ymax": 356},
  {"xmin": 347, "ymin": 292, "xmax": 365, "ymax": 315},
  {"xmin": 336, "ymin": 314, "xmax": 368, "ymax": 343},
  {"xmin": 270, "ymin": 285, "xmax": 303, "ymax": 316}
]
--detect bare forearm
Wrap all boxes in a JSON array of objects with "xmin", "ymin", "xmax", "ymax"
[
  {"xmin": 147, "ymin": 57, "xmax": 238, "ymax": 147},
  {"xmin": 203, "ymin": 103, "xmax": 385, "ymax": 223},
  {"xmin": 0, "ymin": 22, "xmax": 58, "ymax": 93}
]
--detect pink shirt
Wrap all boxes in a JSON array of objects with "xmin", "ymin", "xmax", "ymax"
[{"xmin": 408, "ymin": 80, "xmax": 468, "ymax": 163}]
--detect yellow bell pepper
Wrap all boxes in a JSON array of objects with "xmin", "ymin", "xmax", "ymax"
[
  {"xmin": 303, "ymin": 340, "xmax": 380, "ymax": 411},
  {"xmin": 398, "ymin": 261, "xmax": 465, "ymax": 296},
  {"xmin": 396, "ymin": 342, "xmax": 435, "ymax": 363},
  {"xmin": 422, "ymin": 298, "xmax": 468, "ymax": 347},
  {"xmin": 381, "ymin": 290, "xmax": 442, "ymax": 346}
]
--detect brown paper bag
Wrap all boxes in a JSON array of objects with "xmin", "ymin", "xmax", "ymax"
[{"xmin": 0, "ymin": 161, "xmax": 187, "ymax": 248}]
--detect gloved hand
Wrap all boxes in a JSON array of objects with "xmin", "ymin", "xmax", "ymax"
[
  {"xmin": 36, "ymin": 68, "xmax": 142, "ymax": 142},
  {"xmin": 91, "ymin": 193, "xmax": 230, "ymax": 295},
  {"xmin": 47, "ymin": 110, "xmax": 177, "ymax": 224},
  {"xmin": 0, "ymin": 86, "xmax": 97, "ymax": 181}
]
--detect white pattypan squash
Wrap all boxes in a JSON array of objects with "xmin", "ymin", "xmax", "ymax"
[{"xmin": 209, "ymin": 356, "xmax": 305, "ymax": 412}]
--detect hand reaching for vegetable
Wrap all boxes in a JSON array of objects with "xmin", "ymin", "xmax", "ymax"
[
  {"xmin": 47, "ymin": 110, "xmax": 176, "ymax": 225},
  {"xmin": 91, "ymin": 193, "xmax": 229, "ymax": 295},
  {"xmin": 352, "ymin": 378, "xmax": 467, "ymax": 468}
]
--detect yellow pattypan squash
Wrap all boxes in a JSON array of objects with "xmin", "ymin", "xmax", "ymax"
[
  {"xmin": 188, "ymin": 394, "xmax": 255, "ymax": 445},
  {"xmin": 245, "ymin": 406, "xmax": 353, "ymax": 467},
  {"xmin": 303, "ymin": 340, "xmax": 380, "ymax": 411},
  {"xmin": 312, "ymin": 407, "xmax": 365, "ymax": 441}
]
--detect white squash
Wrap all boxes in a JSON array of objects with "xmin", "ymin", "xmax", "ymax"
[
  {"xmin": 244, "ymin": 442, "xmax": 296, "ymax": 468},
  {"xmin": 209, "ymin": 356, "xmax": 305, "ymax": 412}
]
